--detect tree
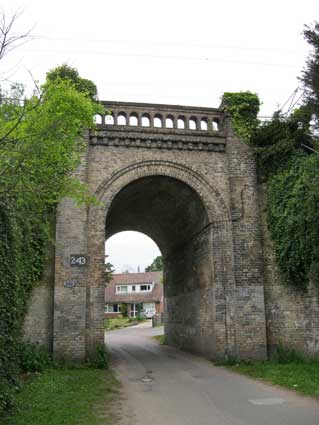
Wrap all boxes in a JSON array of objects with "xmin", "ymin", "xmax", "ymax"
[
  {"xmin": 0, "ymin": 78, "xmax": 102, "ymax": 208},
  {"xmin": 145, "ymin": 256, "xmax": 163, "ymax": 272},
  {"xmin": 0, "ymin": 11, "xmax": 31, "ymax": 61},
  {"xmin": 46, "ymin": 64, "xmax": 98, "ymax": 102},
  {"xmin": 300, "ymin": 21, "xmax": 319, "ymax": 130},
  {"xmin": 103, "ymin": 256, "xmax": 115, "ymax": 285}
]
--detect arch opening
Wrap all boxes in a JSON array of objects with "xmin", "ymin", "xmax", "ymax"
[
  {"xmin": 141, "ymin": 114, "xmax": 150, "ymax": 127},
  {"xmin": 105, "ymin": 231, "xmax": 163, "ymax": 320},
  {"xmin": 93, "ymin": 114, "xmax": 102, "ymax": 124},
  {"xmin": 129, "ymin": 113, "xmax": 138, "ymax": 126},
  {"xmin": 117, "ymin": 112, "xmax": 127, "ymax": 125},
  {"xmin": 153, "ymin": 115, "xmax": 163, "ymax": 128},
  {"xmin": 104, "ymin": 175, "xmax": 215, "ymax": 355}
]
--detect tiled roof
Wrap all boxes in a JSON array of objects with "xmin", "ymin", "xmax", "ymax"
[
  {"xmin": 111, "ymin": 271, "xmax": 162, "ymax": 285},
  {"xmin": 105, "ymin": 272, "xmax": 163, "ymax": 303}
]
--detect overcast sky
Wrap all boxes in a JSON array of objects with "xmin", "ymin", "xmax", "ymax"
[{"xmin": 2, "ymin": 0, "xmax": 319, "ymax": 272}]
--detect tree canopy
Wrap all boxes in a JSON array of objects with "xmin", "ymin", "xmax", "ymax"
[
  {"xmin": 145, "ymin": 256, "xmax": 163, "ymax": 272},
  {"xmin": 46, "ymin": 64, "xmax": 98, "ymax": 102}
]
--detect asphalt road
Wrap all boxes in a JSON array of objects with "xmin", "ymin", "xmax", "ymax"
[{"xmin": 106, "ymin": 322, "xmax": 319, "ymax": 425}]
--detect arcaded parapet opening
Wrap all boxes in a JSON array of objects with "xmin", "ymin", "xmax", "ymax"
[{"xmin": 105, "ymin": 175, "xmax": 215, "ymax": 355}]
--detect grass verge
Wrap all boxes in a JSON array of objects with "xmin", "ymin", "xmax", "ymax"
[
  {"xmin": 1, "ymin": 368, "xmax": 121, "ymax": 425},
  {"xmin": 218, "ymin": 346, "xmax": 319, "ymax": 398},
  {"xmin": 153, "ymin": 334, "xmax": 166, "ymax": 345},
  {"xmin": 104, "ymin": 317, "xmax": 145, "ymax": 331}
]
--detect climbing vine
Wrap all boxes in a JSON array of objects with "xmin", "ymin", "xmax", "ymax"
[
  {"xmin": 224, "ymin": 89, "xmax": 319, "ymax": 289},
  {"xmin": 222, "ymin": 91, "xmax": 260, "ymax": 142},
  {"xmin": 0, "ymin": 67, "xmax": 101, "ymax": 413},
  {"xmin": 266, "ymin": 153, "xmax": 319, "ymax": 288},
  {"xmin": 0, "ymin": 200, "xmax": 50, "ymax": 411}
]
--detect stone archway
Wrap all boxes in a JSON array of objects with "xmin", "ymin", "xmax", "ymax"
[
  {"xmin": 85, "ymin": 161, "xmax": 237, "ymax": 359},
  {"xmin": 25, "ymin": 100, "xmax": 268, "ymax": 362}
]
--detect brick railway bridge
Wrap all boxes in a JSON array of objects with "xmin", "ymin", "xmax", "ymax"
[{"xmin": 24, "ymin": 101, "xmax": 319, "ymax": 361}]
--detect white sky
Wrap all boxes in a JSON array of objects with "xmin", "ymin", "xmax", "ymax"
[
  {"xmin": 2, "ymin": 0, "xmax": 319, "ymax": 271},
  {"xmin": 105, "ymin": 232, "xmax": 161, "ymax": 274}
]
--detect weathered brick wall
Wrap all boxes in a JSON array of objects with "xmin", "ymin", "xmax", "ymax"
[
  {"xmin": 164, "ymin": 229, "xmax": 216, "ymax": 357},
  {"xmin": 225, "ymin": 119, "xmax": 267, "ymax": 359},
  {"xmin": 259, "ymin": 184, "xmax": 319, "ymax": 355},
  {"xmin": 23, "ymin": 284, "xmax": 54, "ymax": 351},
  {"xmin": 23, "ymin": 222, "xmax": 55, "ymax": 351},
  {"xmin": 52, "ymin": 134, "xmax": 90, "ymax": 361}
]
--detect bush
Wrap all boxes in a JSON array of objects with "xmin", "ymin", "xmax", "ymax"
[
  {"xmin": 88, "ymin": 343, "xmax": 109, "ymax": 369},
  {"xmin": 18, "ymin": 341, "xmax": 52, "ymax": 373},
  {"xmin": 271, "ymin": 343, "xmax": 312, "ymax": 364},
  {"xmin": 120, "ymin": 303, "xmax": 128, "ymax": 318}
]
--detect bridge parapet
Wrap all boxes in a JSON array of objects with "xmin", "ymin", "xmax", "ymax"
[{"xmin": 91, "ymin": 101, "xmax": 227, "ymax": 152}]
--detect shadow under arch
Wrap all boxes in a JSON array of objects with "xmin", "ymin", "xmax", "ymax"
[{"xmin": 87, "ymin": 160, "xmax": 236, "ymax": 359}]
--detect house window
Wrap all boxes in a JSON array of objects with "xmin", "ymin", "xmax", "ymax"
[
  {"xmin": 132, "ymin": 285, "xmax": 136, "ymax": 291},
  {"xmin": 140, "ymin": 284, "xmax": 151, "ymax": 291},
  {"xmin": 105, "ymin": 304, "xmax": 121, "ymax": 313},
  {"xmin": 143, "ymin": 303, "xmax": 155, "ymax": 314},
  {"xmin": 116, "ymin": 285, "xmax": 128, "ymax": 293},
  {"xmin": 113, "ymin": 304, "xmax": 121, "ymax": 313}
]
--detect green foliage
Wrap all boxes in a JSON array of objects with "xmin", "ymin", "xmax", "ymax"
[
  {"xmin": 153, "ymin": 335, "xmax": 166, "ymax": 345},
  {"xmin": 251, "ymin": 111, "xmax": 314, "ymax": 180},
  {"xmin": 46, "ymin": 63, "xmax": 98, "ymax": 102},
  {"xmin": 0, "ymin": 79, "xmax": 102, "ymax": 206},
  {"xmin": 271, "ymin": 343, "xmax": 311, "ymax": 364},
  {"xmin": 120, "ymin": 303, "xmax": 128, "ymax": 318},
  {"xmin": 220, "ymin": 345, "xmax": 319, "ymax": 397},
  {"xmin": 145, "ymin": 255, "xmax": 163, "ymax": 272},
  {"xmin": 0, "ymin": 70, "xmax": 101, "ymax": 414},
  {"xmin": 1, "ymin": 369, "xmax": 120, "ymax": 425},
  {"xmin": 103, "ymin": 256, "xmax": 115, "ymax": 285},
  {"xmin": 136, "ymin": 303, "xmax": 143, "ymax": 315},
  {"xmin": 266, "ymin": 153, "xmax": 319, "ymax": 287},
  {"xmin": 222, "ymin": 91, "xmax": 260, "ymax": 141},
  {"xmin": 245, "ymin": 22, "xmax": 319, "ymax": 290},
  {"xmin": 0, "ymin": 201, "xmax": 50, "ymax": 413},
  {"xmin": 18, "ymin": 341, "xmax": 52, "ymax": 373},
  {"xmin": 88, "ymin": 343, "xmax": 109, "ymax": 369},
  {"xmin": 104, "ymin": 317, "xmax": 136, "ymax": 331},
  {"xmin": 300, "ymin": 21, "xmax": 319, "ymax": 128}
]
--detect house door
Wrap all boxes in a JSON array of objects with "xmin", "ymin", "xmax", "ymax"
[{"xmin": 130, "ymin": 303, "xmax": 138, "ymax": 318}]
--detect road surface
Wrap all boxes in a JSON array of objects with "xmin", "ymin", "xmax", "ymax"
[{"xmin": 106, "ymin": 322, "xmax": 319, "ymax": 425}]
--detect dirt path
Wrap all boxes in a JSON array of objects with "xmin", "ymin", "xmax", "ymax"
[{"xmin": 106, "ymin": 322, "xmax": 319, "ymax": 425}]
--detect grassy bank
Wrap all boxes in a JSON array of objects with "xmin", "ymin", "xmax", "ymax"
[
  {"xmin": 1, "ymin": 368, "xmax": 120, "ymax": 425},
  {"xmin": 219, "ymin": 347, "xmax": 319, "ymax": 398},
  {"xmin": 224, "ymin": 361, "xmax": 319, "ymax": 397}
]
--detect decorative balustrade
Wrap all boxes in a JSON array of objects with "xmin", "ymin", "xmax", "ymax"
[
  {"xmin": 94, "ymin": 101, "xmax": 225, "ymax": 133},
  {"xmin": 90, "ymin": 101, "xmax": 227, "ymax": 152}
]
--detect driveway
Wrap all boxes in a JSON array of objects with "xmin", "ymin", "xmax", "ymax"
[{"xmin": 106, "ymin": 322, "xmax": 319, "ymax": 425}]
